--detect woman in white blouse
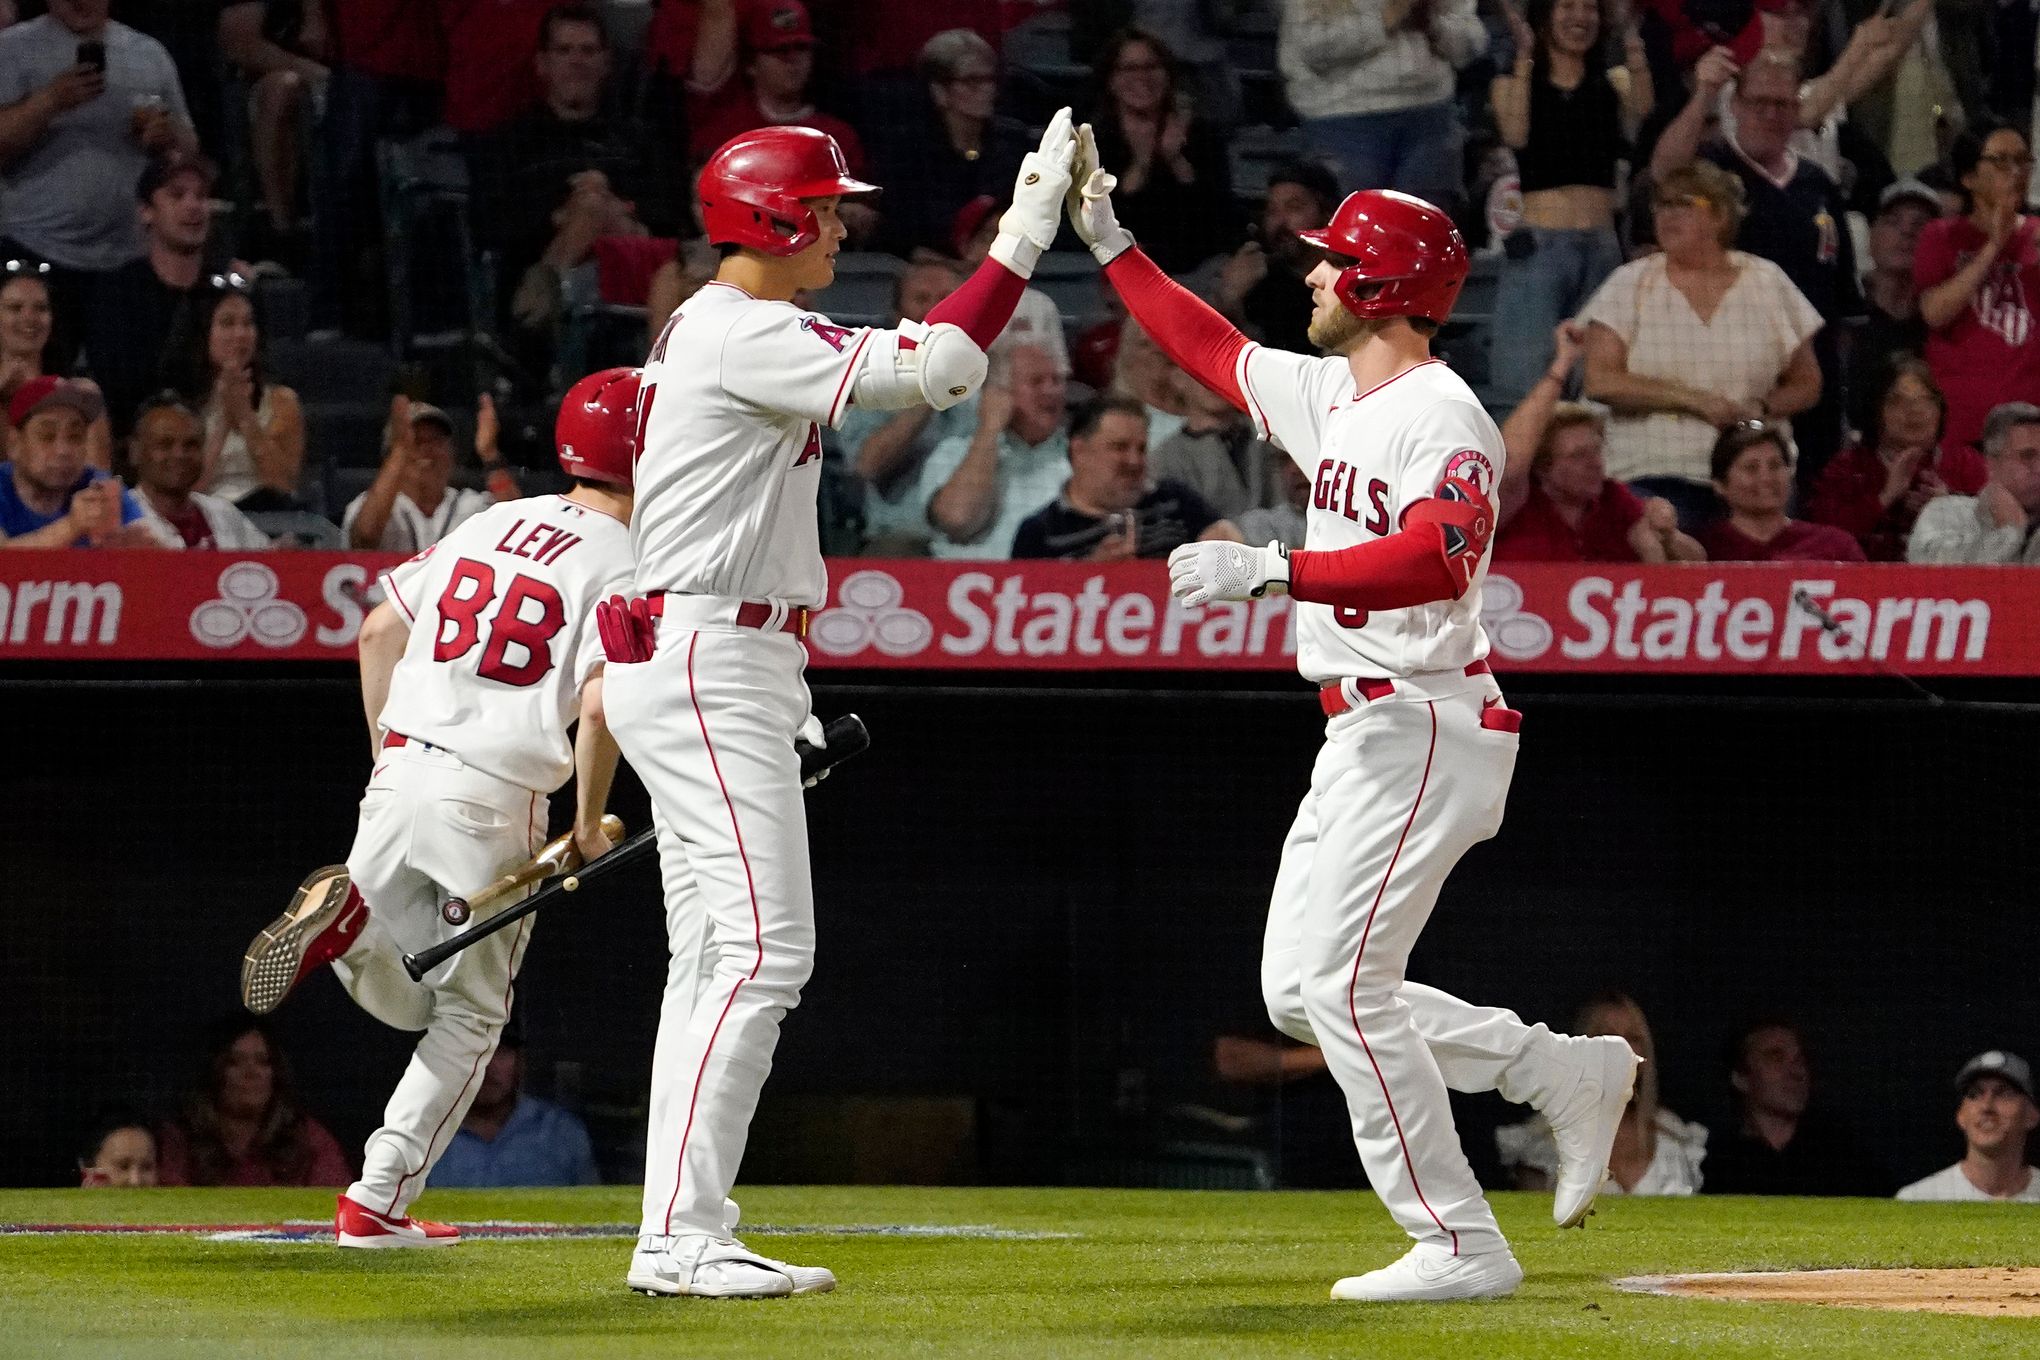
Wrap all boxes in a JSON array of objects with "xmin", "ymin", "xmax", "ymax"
[
  {"xmin": 1497, "ymin": 992, "xmax": 1708, "ymax": 1198},
  {"xmin": 1580, "ymin": 159, "xmax": 1823, "ymax": 528},
  {"xmin": 178, "ymin": 285, "xmax": 306, "ymax": 510}
]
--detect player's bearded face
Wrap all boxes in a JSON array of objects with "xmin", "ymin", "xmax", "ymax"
[{"xmin": 1303, "ymin": 257, "xmax": 1381, "ymax": 353}]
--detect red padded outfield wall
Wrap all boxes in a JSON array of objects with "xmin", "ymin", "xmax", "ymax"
[{"xmin": 0, "ymin": 551, "xmax": 2029, "ymax": 675}]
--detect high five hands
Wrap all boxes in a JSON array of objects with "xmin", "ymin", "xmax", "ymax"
[{"xmin": 1000, "ymin": 112, "xmax": 1135, "ymax": 271}]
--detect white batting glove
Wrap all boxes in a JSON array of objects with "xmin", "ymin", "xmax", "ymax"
[
  {"xmin": 991, "ymin": 106, "xmax": 1075, "ymax": 277},
  {"xmin": 1167, "ymin": 540, "xmax": 1290, "ymax": 607},
  {"xmin": 1067, "ymin": 122, "xmax": 1134, "ymax": 265},
  {"xmin": 797, "ymin": 713, "xmax": 830, "ymax": 788}
]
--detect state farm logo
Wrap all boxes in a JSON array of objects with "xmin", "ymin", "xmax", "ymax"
[
  {"xmin": 809, "ymin": 569, "xmax": 934, "ymax": 657},
  {"xmin": 189, "ymin": 561, "xmax": 307, "ymax": 649},
  {"xmin": 1480, "ymin": 574, "xmax": 1553, "ymax": 661}
]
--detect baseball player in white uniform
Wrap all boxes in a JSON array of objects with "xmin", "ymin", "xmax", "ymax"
[
  {"xmin": 597, "ymin": 116, "xmax": 1076, "ymax": 1298},
  {"xmin": 238, "ymin": 372, "xmax": 643, "ymax": 1247},
  {"xmin": 1064, "ymin": 131, "xmax": 1640, "ymax": 1301}
]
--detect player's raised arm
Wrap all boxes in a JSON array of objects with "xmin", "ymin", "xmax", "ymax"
[
  {"xmin": 1065, "ymin": 122, "xmax": 1252, "ymax": 411},
  {"xmin": 917, "ymin": 108, "xmax": 1076, "ymax": 350}
]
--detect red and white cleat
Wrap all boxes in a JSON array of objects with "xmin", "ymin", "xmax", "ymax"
[
  {"xmin": 240, "ymin": 867, "xmax": 368, "ymax": 1015},
  {"xmin": 335, "ymin": 1194, "xmax": 461, "ymax": 1249}
]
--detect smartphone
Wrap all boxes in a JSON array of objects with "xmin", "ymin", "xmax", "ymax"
[{"xmin": 76, "ymin": 40, "xmax": 105, "ymax": 72}]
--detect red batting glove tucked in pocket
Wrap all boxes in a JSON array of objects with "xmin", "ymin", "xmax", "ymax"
[{"xmin": 596, "ymin": 595, "xmax": 661, "ymax": 663}]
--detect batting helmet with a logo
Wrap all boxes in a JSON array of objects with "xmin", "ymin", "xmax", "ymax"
[
  {"xmin": 1298, "ymin": 190, "xmax": 1469, "ymax": 325},
  {"xmin": 556, "ymin": 367, "xmax": 643, "ymax": 489},
  {"xmin": 698, "ymin": 126, "xmax": 878, "ymax": 257}
]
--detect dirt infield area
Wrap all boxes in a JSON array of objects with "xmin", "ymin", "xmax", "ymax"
[{"xmin": 1619, "ymin": 1267, "xmax": 2040, "ymax": 1317}]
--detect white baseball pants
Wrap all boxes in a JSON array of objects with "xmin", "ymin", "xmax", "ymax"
[
  {"xmin": 603, "ymin": 624, "xmax": 815, "ymax": 1239},
  {"xmin": 335, "ymin": 742, "xmax": 545, "ymax": 1217},
  {"xmin": 1260, "ymin": 682, "xmax": 1545, "ymax": 1257}
]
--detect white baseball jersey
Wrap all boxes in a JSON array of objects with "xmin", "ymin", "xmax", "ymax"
[
  {"xmin": 634, "ymin": 280, "xmax": 875, "ymax": 609},
  {"xmin": 1236, "ymin": 350, "xmax": 1504, "ymax": 683},
  {"xmin": 376, "ymin": 495, "xmax": 633, "ymax": 792}
]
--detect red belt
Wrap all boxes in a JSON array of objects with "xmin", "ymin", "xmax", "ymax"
[
  {"xmin": 1319, "ymin": 660, "xmax": 1494, "ymax": 717},
  {"xmin": 382, "ymin": 731, "xmax": 436, "ymax": 750},
  {"xmin": 732, "ymin": 600, "xmax": 811, "ymax": 638}
]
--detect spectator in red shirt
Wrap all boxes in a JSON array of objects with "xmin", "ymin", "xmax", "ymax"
[
  {"xmin": 1807, "ymin": 356, "xmax": 1986, "ymax": 560},
  {"xmin": 157, "ymin": 1016, "xmax": 352, "ymax": 1188},
  {"xmin": 639, "ymin": 0, "xmax": 739, "ymax": 155},
  {"xmin": 1698, "ymin": 421, "xmax": 1866, "ymax": 560},
  {"xmin": 437, "ymin": 0, "xmax": 556, "ymax": 137},
  {"xmin": 1915, "ymin": 120, "xmax": 2040, "ymax": 458},
  {"xmin": 1497, "ymin": 324, "xmax": 1705, "ymax": 561}
]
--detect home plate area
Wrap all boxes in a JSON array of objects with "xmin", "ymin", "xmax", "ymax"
[
  {"xmin": 1618, "ymin": 1267, "xmax": 2040, "ymax": 1317},
  {"xmin": 0, "ymin": 1220, "xmax": 1074, "ymax": 1245}
]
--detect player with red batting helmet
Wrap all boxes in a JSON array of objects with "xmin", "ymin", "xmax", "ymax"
[
  {"xmin": 603, "ymin": 114, "xmax": 1080, "ymax": 1298},
  {"xmin": 1063, "ymin": 133, "xmax": 1640, "ymax": 1301},
  {"xmin": 237, "ymin": 370, "xmax": 642, "ymax": 1248}
]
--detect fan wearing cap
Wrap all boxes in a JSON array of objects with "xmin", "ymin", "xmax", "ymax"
[
  {"xmin": 1066, "ymin": 134, "xmax": 1640, "ymax": 1302},
  {"xmin": 0, "ymin": 374, "xmax": 152, "ymax": 547},
  {"xmin": 1897, "ymin": 1051, "xmax": 2040, "ymax": 1202},
  {"xmin": 602, "ymin": 115, "xmax": 1076, "ymax": 1300},
  {"xmin": 344, "ymin": 397, "xmax": 522, "ymax": 554}
]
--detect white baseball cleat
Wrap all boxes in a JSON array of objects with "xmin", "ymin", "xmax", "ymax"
[
  {"xmin": 334, "ymin": 1193, "xmax": 460, "ymax": 1248},
  {"xmin": 1548, "ymin": 1035, "xmax": 1642, "ymax": 1227},
  {"xmin": 241, "ymin": 866, "xmax": 366, "ymax": 1015},
  {"xmin": 627, "ymin": 1233, "xmax": 837, "ymax": 1299},
  {"xmin": 1330, "ymin": 1243, "xmax": 1523, "ymax": 1302}
]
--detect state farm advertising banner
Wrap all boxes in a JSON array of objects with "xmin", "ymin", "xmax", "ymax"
[{"xmin": 0, "ymin": 551, "xmax": 2033, "ymax": 676}]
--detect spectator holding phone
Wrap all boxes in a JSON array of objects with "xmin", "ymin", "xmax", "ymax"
[{"xmin": 0, "ymin": 0, "xmax": 196, "ymax": 368}]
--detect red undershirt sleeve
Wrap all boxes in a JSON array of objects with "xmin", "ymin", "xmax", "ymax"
[
  {"xmin": 1286, "ymin": 525, "xmax": 1461, "ymax": 612},
  {"xmin": 923, "ymin": 256, "xmax": 1029, "ymax": 351},
  {"xmin": 1102, "ymin": 246, "xmax": 1249, "ymax": 409}
]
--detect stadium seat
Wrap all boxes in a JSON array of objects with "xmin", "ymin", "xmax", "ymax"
[
  {"xmin": 266, "ymin": 338, "xmax": 396, "ymax": 407},
  {"xmin": 377, "ymin": 127, "xmax": 489, "ymax": 358}
]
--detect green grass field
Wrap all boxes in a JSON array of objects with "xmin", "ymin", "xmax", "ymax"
[{"xmin": 2, "ymin": 1187, "xmax": 2036, "ymax": 1358}]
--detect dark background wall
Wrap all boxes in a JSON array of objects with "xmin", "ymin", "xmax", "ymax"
[{"xmin": 4, "ymin": 671, "xmax": 2034, "ymax": 1192}]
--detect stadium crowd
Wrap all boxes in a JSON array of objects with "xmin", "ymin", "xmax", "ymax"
[
  {"xmin": 78, "ymin": 1007, "xmax": 2040, "ymax": 1203},
  {"xmin": 0, "ymin": 0, "xmax": 2037, "ymax": 563}
]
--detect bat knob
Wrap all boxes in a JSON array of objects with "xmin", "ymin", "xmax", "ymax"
[
  {"xmin": 401, "ymin": 953, "xmax": 425, "ymax": 982},
  {"xmin": 599, "ymin": 813, "xmax": 625, "ymax": 842}
]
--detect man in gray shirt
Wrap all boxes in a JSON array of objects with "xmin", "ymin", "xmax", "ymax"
[
  {"xmin": 1908, "ymin": 402, "xmax": 2040, "ymax": 564},
  {"xmin": 0, "ymin": 0, "xmax": 193, "ymax": 363}
]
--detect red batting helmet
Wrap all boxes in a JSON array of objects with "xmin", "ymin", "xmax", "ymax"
[
  {"xmin": 698, "ymin": 126, "xmax": 878, "ymax": 257},
  {"xmin": 1298, "ymin": 190, "xmax": 1469, "ymax": 326},
  {"xmin": 556, "ymin": 367, "xmax": 643, "ymax": 489}
]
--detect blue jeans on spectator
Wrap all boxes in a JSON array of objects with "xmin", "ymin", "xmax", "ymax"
[
  {"xmin": 1628, "ymin": 476, "xmax": 1719, "ymax": 535},
  {"xmin": 1489, "ymin": 225, "xmax": 1622, "ymax": 411},
  {"xmin": 1301, "ymin": 102, "xmax": 1466, "ymax": 210}
]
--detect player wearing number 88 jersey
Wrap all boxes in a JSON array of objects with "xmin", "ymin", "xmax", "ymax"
[{"xmin": 246, "ymin": 370, "xmax": 640, "ymax": 1247}]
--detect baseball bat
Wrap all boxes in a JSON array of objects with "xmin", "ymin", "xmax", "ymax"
[{"xmin": 401, "ymin": 714, "xmax": 870, "ymax": 981}]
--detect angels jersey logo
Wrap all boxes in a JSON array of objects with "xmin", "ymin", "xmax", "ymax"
[
  {"xmin": 1444, "ymin": 448, "xmax": 1497, "ymax": 497},
  {"xmin": 799, "ymin": 317, "xmax": 857, "ymax": 352},
  {"xmin": 1976, "ymin": 262, "xmax": 2033, "ymax": 349}
]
